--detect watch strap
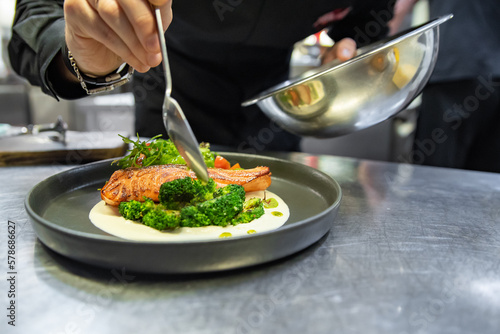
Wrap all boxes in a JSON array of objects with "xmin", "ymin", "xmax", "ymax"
[{"xmin": 62, "ymin": 44, "xmax": 134, "ymax": 95}]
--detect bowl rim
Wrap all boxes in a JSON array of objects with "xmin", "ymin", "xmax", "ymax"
[{"xmin": 242, "ymin": 14, "xmax": 453, "ymax": 107}]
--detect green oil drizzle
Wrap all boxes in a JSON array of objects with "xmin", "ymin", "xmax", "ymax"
[
  {"xmin": 247, "ymin": 230, "xmax": 257, "ymax": 234},
  {"xmin": 263, "ymin": 198, "xmax": 279, "ymax": 209},
  {"xmin": 219, "ymin": 232, "xmax": 232, "ymax": 238},
  {"xmin": 271, "ymin": 211, "xmax": 283, "ymax": 217}
]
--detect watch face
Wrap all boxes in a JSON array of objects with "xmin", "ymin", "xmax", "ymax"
[{"xmin": 81, "ymin": 64, "xmax": 133, "ymax": 85}]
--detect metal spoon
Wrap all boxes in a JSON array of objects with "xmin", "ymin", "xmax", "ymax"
[{"xmin": 153, "ymin": 6, "xmax": 209, "ymax": 182}]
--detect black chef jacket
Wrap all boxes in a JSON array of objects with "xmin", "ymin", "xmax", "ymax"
[{"xmin": 427, "ymin": 0, "xmax": 500, "ymax": 83}]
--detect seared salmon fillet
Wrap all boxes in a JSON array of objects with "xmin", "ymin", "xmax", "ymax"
[{"xmin": 100, "ymin": 164, "xmax": 271, "ymax": 206}]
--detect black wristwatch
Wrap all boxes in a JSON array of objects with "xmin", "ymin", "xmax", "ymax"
[{"xmin": 62, "ymin": 44, "xmax": 134, "ymax": 95}]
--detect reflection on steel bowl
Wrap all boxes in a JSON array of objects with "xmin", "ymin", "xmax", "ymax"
[{"xmin": 243, "ymin": 15, "xmax": 453, "ymax": 138}]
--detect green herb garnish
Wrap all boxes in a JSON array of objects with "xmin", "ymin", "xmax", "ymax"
[{"xmin": 113, "ymin": 134, "xmax": 216, "ymax": 169}]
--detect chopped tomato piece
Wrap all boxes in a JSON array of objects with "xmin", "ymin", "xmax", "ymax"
[
  {"xmin": 214, "ymin": 155, "xmax": 231, "ymax": 169},
  {"xmin": 230, "ymin": 163, "xmax": 241, "ymax": 170}
]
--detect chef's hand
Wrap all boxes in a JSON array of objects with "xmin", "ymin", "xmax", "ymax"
[
  {"xmin": 321, "ymin": 37, "xmax": 357, "ymax": 64},
  {"xmin": 64, "ymin": 0, "xmax": 172, "ymax": 77}
]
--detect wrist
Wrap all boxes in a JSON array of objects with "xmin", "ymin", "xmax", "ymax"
[{"xmin": 61, "ymin": 44, "xmax": 134, "ymax": 95}]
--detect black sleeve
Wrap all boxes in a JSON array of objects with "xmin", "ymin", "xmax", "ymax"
[
  {"xmin": 8, "ymin": 0, "xmax": 86, "ymax": 100},
  {"xmin": 328, "ymin": 0, "xmax": 395, "ymax": 46}
]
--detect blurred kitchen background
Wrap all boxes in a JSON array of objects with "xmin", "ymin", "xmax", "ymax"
[{"xmin": 0, "ymin": 0, "xmax": 429, "ymax": 162}]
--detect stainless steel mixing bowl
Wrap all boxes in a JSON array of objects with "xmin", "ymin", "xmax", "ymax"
[{"xmin": 242, "ymin": 15, "xmax": 453, "ymax": 138}]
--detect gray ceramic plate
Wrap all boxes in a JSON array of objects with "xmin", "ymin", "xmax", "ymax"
[{"xmin": 25, "ymin": 153, "xmax": 342, "ymax": 274}]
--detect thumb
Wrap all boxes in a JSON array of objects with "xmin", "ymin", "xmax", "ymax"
[{"xmin": 322, "ymin": 37, "xmax": 357, "ymax": 64}]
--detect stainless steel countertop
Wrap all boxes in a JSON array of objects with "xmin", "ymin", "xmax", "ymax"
[{"xmin": 1, "ymin": 153, "xmax": 499, "ymax": 333}]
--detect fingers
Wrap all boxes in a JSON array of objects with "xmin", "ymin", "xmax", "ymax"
[
  {"xmin": 148, "ymin": 0, "xmax": 173, "ymax": 35},
  {"xmin": 64, "ymin": 0, "xmax": 172, "ymax": 76},
  {"xmin": 321, "ymin": 37, "xmax": 357, "ymax": 64},
  {"xmin": 65, "ymin": 0, "xmax": 128, "ymax": 74},
  {"xmin": 95, "ymin": 0, "xmax": 161, "ymax": 69},
  {"xmin": 148, "ymin": 0, "xmax": 171, "ymax": 6}
]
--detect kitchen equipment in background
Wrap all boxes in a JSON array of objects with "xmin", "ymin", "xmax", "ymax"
[
  {"xmin": 0, "ymin": 131, "xmax": 128, "ymax": 166},
  {"xmin": 0, "ymin": 116, "xmax": 127, "ymax": 166},
  {"xmin": 72, "ymin": 92, "xmax": 134, "ymax": 133},
  {"xmin": 0, "ymin": 84, "xmax": 31, "ymax": 125},
  {"xmin": 0, "ymin": 115, "xmax": 67, "ymax": 141}
]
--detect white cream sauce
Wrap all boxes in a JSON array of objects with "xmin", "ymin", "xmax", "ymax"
[{"xmin": 89, "ymin": 191, "xmax": 289, "ymax": 242}]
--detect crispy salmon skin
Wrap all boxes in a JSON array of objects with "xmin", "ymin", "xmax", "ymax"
[{"xmin": 100, "ymin": 164, "xmax": 271, "ymax": 206}]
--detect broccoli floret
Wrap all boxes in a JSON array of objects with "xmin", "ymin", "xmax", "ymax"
[
  {"xmin": 118, "ymin": 200, "xmax": 142, "ymax": 221},
  {"xmin": 191, "ymin": 178, "xmax": 217, "ymax": 203},
  {"xmin": 142, "ymin": 209, "xmax": 181, "ymax": 230},
  {"xmin": 118, "ymin": 198, "xmax": 156, "ymax": 221},
  {"xmin": 118, "ymin": 198, "xmax": 180, "ymax": 230},
  {"xmin": 214, "ymin": 184, "xmax": 246, "ymax": 200},
  {"xmin": 231, "ymin": 198, "xmax": 265, "ymax": 225},
  {"xmin": 180, "ymin": 184, "xmax": 246, "ymax": 227},
  {"xmin": 159, "ymin": 177, "xmax": 216, "ymax": 209},
  {"xmin": 179, "ymin": 205, "xmax": 212, "ymax": 227}
]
